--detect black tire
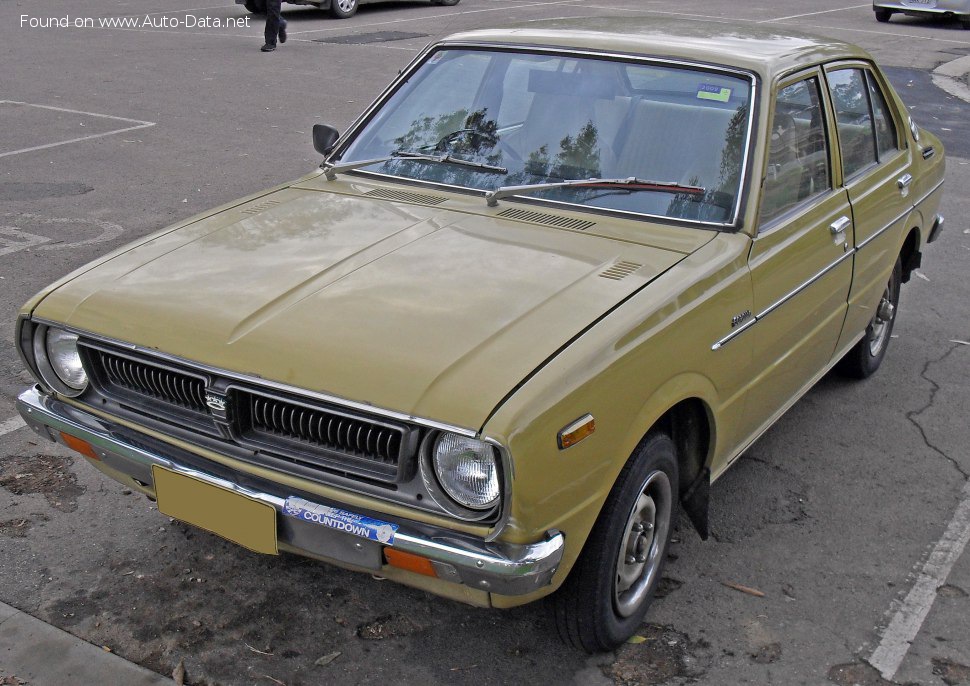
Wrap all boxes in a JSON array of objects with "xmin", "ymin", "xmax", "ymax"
[
  {"xmin": 329, "ymin": 0, "xmax": 358, "ymax": 18},
  {"xmin": 243, "ymin": 0, "xmax": 266, "ymax": 13},
  {"xmin": 874, "ymin": 8, "xmax": 892, "ymax": 22},
  {"xmin": 431, "ymin": 0, "xmax": 461, "ymax": 5},
  {"xmin": 837, "ymin": 257, "xmax": 902, "ymax": 379},
  {"xmin": 553, "ymin": 432, "xmax": 679, "ymax": 652},
  {"xmin": 960, "ymin": 16, "xmax": 970, "ymax": 29}
]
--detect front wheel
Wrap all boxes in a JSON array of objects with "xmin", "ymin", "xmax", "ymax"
[
  {"xmin": 837, "ymin": 257, "xmax": 902, "ymax": 379},
  {"xmin": 329, "ymin": 0, "xmax": 358, "ymax": 17},
  {"xmin": 874, "ymin": 8, "xmax": 892, "ymax": 22},
  {"xmin": 553, "ymin": 432, "xmax": 678, "ymax": 652},
  {"xmin": 431, "ymin": 0, "xmax": 461, "ymax": 5}
]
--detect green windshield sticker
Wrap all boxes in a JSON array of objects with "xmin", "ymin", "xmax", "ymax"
[{"xmin": 697, "ymin": 84, "xmax": 732, "ymax": 102}]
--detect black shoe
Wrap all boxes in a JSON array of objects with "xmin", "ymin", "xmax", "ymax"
[
  {"xmin": 260, "ymin": 43, "xmax": 276, "ymax": 52},
  {"xmin": 279, "ymin": 23, "xmax": 287, "ymax": 43}
]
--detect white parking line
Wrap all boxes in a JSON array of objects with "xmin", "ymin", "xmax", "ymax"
[
  {"xmin": 0, "ymin": 416, "xmax": 26, "ymax": 437},
  {"xmin": 758, "ymin": 4, "xmax": 870, "ymax": 23},
  {"xmin": 581, "ymin": 5, "xmax": 970, "ymax": 46},
  {"xmin": 0, "ymin": 101, "xmax": 156, "ymax": 159},
  {"xmin": 868, "ymin": 479, "xmax": 970, "ymax": 679},
  {"xmin": 113, "ymin": 4, "xmax": 237, "ymax": 18},
  {"xmin": 795, "ymin": 21, "xmax": 970, "ymax": 45}
]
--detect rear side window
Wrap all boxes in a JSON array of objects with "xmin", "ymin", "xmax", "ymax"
[
  {"xmin": 761, "ymin": 77, "xmax": 831, "ymax": 224},
  {"xmin": 826, "ymin": 68, "xmax": 878, "ymax": 178}
]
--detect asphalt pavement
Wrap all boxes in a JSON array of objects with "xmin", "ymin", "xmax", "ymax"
[{"xmin": 1, "ymin": 1, "xmax": 969, "ymax": 685}]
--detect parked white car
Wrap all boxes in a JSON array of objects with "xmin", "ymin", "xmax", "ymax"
[
  {"xmin": 873, "ymin": 0, "xmax": 970, "ymax": 28},
  {"xmin": 238, "ymin": 0, "xmax": 459, "ymax": 20}
]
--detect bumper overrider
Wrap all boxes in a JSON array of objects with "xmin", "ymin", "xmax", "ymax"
[{"xmin": 16, "ymin": 386, "xmax": 564, "ymax": 597}]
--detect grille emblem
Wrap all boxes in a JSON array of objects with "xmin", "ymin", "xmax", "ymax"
[{"xmin": 205, "ymin": 394, "xmax": 227, "ymax": 412}]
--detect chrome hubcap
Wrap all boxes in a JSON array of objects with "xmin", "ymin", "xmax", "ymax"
[
  {"xmin": 336, "ymin": 0, "xmax": 356, "ymax": 10},
  {"xmin": 869, "ymin": 279, "xmax": 897, "ymax": 357},
  {"xmin": 614, "ymin": 470, "xmax": 671, "ymax": 618}
]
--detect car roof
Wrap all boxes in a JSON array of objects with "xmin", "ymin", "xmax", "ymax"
[{"xmin": 439, "ymin": 17, "xmax": 873, "ymax": 82}]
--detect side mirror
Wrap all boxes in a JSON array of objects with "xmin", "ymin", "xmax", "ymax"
[{"xmin": 312, "ymin": 124, "xmax": 340, "ymax": 156}]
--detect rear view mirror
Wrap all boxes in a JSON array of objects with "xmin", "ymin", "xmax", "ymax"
[{"xmin": 313, "ymin": 125, "xmax": 340, "ymax": 156}]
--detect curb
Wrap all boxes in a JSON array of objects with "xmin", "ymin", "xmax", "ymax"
[
  {"xmin": 932, "ymin": 54, "xmax": 970, "ymax": 103},
  {"xmin": 0, "ymin": 601, "xmax": 174, "ymax": 686}
]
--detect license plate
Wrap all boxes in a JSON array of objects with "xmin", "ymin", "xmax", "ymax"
[
  {"xmin": 152, "ymin": 466, "xmax": 278, "ymax": 555},
  {"xmin": 907, "ymin": 0, "xmax": 935, "ymax": 5}
]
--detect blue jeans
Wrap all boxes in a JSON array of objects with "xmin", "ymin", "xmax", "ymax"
[{"xmin": 264, "ymin": 0, "xmax": 286, "ymax": 46}]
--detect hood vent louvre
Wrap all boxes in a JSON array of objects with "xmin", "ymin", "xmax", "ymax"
[
  {"xmin": 599, "ymin": 261, "xmax": 642, "ymax": 281},
  {"xmin": 497, "ymin": 208, "xmax": 595, "ymax": 231},
  {"xmin": 241, "ymin": 200, "xmax": 281, "ymax": 216},
  {"xmin": 364, "ymin": 188, "xmax": 448, "ymax": 205}
]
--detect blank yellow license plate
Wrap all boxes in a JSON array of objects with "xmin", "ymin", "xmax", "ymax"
[{"xmin": 152, "ymin": 466, "xmax": 278, "ymax": 555}]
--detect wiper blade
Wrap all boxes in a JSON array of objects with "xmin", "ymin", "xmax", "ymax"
[
  {"xmin": 324, "ymin": 150, "xmax": 507, "ymax": 180},
  {"xmin": 484, "ymin": 177, "xmax": 705, "ymax": 207}
]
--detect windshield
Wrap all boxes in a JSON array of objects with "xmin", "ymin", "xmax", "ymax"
[{"xmin": 338, "ymin": 48, "xmax": 753, "ymax": 224}]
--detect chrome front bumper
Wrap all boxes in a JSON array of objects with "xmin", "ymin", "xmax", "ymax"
[{"xmin": 16, "ymin": 386, "xmax": 564, "ymax": 597}]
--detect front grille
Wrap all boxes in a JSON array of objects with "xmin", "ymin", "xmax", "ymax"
[
  {"xmin": 91, "ymin": 348, "xmax": 208, "ymax": 413},
  {"xmin": 234, "ymin": 390, "xmax": 411, "ymax": 482},
  {"xmin": 78, "ymin": 341, "xmax": 420, "ymax": 484}
]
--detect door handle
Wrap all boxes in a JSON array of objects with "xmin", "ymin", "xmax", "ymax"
[
  {"xmin": 897, "ymin": 173, "xmax": 913, "ymax": 190},
  {"xmin": 830, "ymin": 216, "xmax": 851, "ymax": 235}
]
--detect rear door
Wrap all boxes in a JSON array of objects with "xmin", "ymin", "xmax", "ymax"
[{"xmin": 823, "ymin": 63, "xmax": 914, "ymax": 354}]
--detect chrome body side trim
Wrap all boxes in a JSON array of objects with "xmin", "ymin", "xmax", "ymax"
[
  {"xmin": 757, "ymin": 249, "xmax": 856, "ymax": 321},
  {"xmin": 713, "ymin": 176, "xmax": 944, "ymax": 350},
  {"xmin": 16, "ymin": 386, "xmax": 563, "ymax": 596},
  {"xmin": 711, "ymin": 250, "xmax": 854, "ymax": 351}
]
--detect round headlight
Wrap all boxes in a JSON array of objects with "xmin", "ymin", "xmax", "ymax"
[
  {"xmin": 432, "ymin": 434, "xmax": 500, "ymax": 510},
  {"xmin": 37, "ymin": 327, "xmax": 87, "ymax": 394}
]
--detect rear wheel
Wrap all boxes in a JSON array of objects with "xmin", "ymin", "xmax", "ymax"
[
  {"xmin": 431, "ymin": 0, "xmax": 461, "ymax": 5},
  {"xmin": 553, "ymin": 432, "xmax": 678, "ymax": 652},
  {"xmin": 837, "ymin": 257, "xmax": 902, "ymax": 379},
  {"xmin": 960, "ymin": 16, "xmax": 970, "ymax": 29},
  {"xmin": 329, "ymin": 0, "xmax": 358, "ymax": 18},
  {"xmin": 244, "ymin": 0, "xmax": 266, "ymax": 12},
  {"xmin": 874, "ymin": 8, "xmax": 892, "ymax": 22}
]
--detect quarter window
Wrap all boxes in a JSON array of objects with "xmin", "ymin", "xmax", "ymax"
[
  {"xmin": 761, "ymin": 77, "xmax": 831, "ymax": 224},
  {"xmin": 867, "ymin": 73, "xmax": 899, "ymax": 159}
]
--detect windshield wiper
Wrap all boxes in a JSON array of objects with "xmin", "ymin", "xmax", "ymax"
[
  {"xmin": 324, "ymin": 150, "xmax": 507, "ymax": 180},
  {"xmin": 484, "ymin": 177, "xmax": 705, "ymax": 207}
]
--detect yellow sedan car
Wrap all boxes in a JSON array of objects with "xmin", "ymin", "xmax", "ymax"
[{"xmin": 15, "ymin": 18, "xmax": 944, "ymax": 651}]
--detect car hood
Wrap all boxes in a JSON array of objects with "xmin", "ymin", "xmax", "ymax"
[{"xmin": 32, "ymin": 183, "xmax": 707, "ymax": 430}]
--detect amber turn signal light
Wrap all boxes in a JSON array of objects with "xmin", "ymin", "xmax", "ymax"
[
  {"xmin": 60, "ymin": 432, "xmax": 100, "ymax": 460},
  {"xmin": 384, "ymin": 548, "xmax": 437, "ymax": 578},
  {"xmin": 557, "ymin": 414, "xmax": 595, "ymax": 449}
]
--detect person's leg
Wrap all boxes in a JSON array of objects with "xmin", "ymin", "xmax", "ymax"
[{"xmin": 263, "ymin": 0, "xmax": 282, "ymax": 49}]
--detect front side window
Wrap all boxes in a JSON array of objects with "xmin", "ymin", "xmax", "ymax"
[
  {"xmin": 760, "ymin": 77, "xmax": 831, "ymax": 224},
  {"xmin": 827, "ymin": 68, "xmax": 878, "ymax": 178},
  {"xmin": 338, "ymin": 48, "xmax": 754, "ymax": 225}
]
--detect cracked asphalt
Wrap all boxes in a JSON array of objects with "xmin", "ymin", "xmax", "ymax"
[{"xmin": 2, "ymin": 1, "xmax": 969, "ymax": 684}]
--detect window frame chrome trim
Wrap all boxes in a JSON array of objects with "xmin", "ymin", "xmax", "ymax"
[
  {"xmin": 756, "ymin": 68, "xmax": 836, "ymax": 235},
  {"xmin": 323, "ymin": 40, "xmax": 759, "ymax": 230}
]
